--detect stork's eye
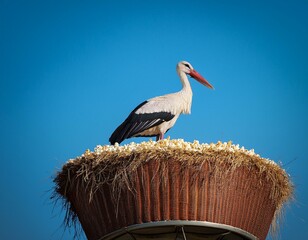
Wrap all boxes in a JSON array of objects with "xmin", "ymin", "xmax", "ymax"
[{"xmin": 184, "ymin": 63, "xmax": 190, "ymax": 69}]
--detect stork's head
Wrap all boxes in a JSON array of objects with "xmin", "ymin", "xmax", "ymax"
[{"xmin": 177, "ymin": 61, "xmax": 214, "ymax": 89}]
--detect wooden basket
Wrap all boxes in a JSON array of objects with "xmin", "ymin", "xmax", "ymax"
[{"xmin": 54, "ymin": 140, "xmax": 293, "ymax": 240}]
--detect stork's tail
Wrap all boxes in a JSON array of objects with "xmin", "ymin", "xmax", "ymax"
[
  {"xmin": 109, "ymin": 101, "xmax": 149, "ymax": 145},
  {"xmin": 109, "ymin": 122, "xmax": 127, "ymax": 145}
]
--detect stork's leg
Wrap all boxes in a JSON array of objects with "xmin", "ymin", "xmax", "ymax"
[{"xmin": 156, "ymin": 133, "xmax": 164, "ymax": 141}]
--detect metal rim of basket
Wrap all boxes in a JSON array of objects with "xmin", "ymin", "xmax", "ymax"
[{"xmin": 100, "ymin": 220, "xmax": 258, "ymax": 240}]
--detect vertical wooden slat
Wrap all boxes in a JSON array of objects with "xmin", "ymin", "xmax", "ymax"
[
  {"xmin": 188, "ymin": 170, "xmax": 199, "ymax": 219},
  {"xmin": 140, "ymin": 164, "xmax": 151, "ymax": 222},
  {"xmin": 169, "ymin": 163, "xmax": 180, "ymax": 219},
  {"xmin": 134, "ymin": 167, "xmax": 143, "ymax": 223},
  {"xmin": 160, "ymin": 162, "xmax": 170, "ymax": 220},
  {"xmin": 149, "ymin": 160, "xmax": 161, "ymax": 221},
  {"xmin": 179, "ymin": 166, "xmax": 189, "ymax": 220}
]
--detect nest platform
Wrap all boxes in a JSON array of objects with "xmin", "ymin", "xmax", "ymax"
[{"xmin": 53, "ymin": 140, "xmax": 293, "ymax": 240}]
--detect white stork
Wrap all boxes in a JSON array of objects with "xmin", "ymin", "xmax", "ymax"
[{"xmin": 109, "ymin": 61, "xmax": 214, "ymax": 145}]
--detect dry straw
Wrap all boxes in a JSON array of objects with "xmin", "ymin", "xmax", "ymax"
[{"xmin": 53, "ymin": 139, "xmax": 293, "ymax": 239}]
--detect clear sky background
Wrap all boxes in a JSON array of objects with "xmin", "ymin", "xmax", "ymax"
[{"xmin": 1, "ymin": 0, "xmax": 307, "ymax": 239}]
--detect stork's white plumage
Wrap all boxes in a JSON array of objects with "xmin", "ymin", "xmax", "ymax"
[{"xmin": 109, "ymin": 61, "xmax": 214, "ymax": 145}]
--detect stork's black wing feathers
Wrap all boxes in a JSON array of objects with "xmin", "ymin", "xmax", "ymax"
[{"xmin": 109, "ymin": 101, "xmax": 175, "ymax": 145}]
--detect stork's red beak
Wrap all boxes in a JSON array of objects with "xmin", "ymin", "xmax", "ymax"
[{"xmin": 189, "ymin": 69, "xmax": 214, "ymax": 89}]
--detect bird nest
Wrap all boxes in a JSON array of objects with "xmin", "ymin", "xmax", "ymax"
[{"xmin": 53, "ymin": 139, "xmax": 293, "ymax": 239}]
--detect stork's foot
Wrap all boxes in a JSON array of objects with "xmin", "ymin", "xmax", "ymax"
[{"xmin": 156, "ymin": 133, "xmax": 164, "ymax": 141}]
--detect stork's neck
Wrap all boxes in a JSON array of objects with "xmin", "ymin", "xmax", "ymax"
[
  {"xmin": 178, "ymin": 71, "xmax": 192, "ymax": 93},
  {"xmin": 177, "ymin": 71, "xmax": 192, "ymax": 114}
]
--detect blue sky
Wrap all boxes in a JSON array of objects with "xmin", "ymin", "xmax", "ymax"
[{"xmin": 0, "ymin": 0, "xmax": 307, "ymax": 239}]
